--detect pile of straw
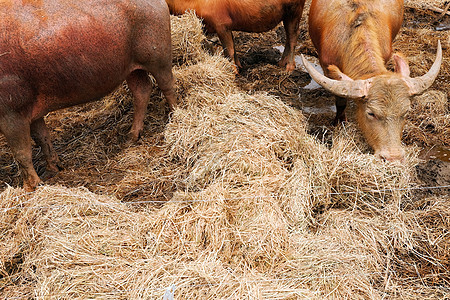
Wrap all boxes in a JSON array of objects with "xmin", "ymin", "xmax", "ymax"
[{"xmin": 1, "ymin": 12, "xmax": 449, "ymax": 299}]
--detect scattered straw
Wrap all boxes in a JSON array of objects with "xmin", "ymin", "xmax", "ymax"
[{"xmin": 0, "ymin": 11, "xmax": 448, "ymax": 300}]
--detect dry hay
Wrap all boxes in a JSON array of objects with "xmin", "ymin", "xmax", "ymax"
[
  {"xmin": 170, "ymin": 11, "xmax": 207, "ymax": 65},
  {"xmin": 1, "ymin": 12, "xmax": 449, "ymax": 300},
  {"xmin": 405, "ymin": 0, "xmax": 449, "ymax": 11}
]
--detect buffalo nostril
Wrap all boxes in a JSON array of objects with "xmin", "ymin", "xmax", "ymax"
[
  {"xmin": 378, "ymin": 153, "xmax": 389, "ymax": 162},
  {"xmin": 376, "ymin": 150, "xmax": 405, "ymax": 163}
]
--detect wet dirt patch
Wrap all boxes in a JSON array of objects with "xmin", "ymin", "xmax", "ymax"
[
  {"xmin": 417, "ymin": 146, "xmax": 450, "ymax": 195},
  {"xmin": 416, "ymin": 159, "xmax": 450, "ymax": 197},
  {"xmin": 420, "ymin": 145, "xmax": 450, "ymax": 162}
]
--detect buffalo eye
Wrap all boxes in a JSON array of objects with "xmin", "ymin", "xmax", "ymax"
[{"xmin": 367, "ymin": 112, "xmax": 376, "ymax": 118}]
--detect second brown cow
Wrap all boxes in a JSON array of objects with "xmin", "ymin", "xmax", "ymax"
[
  {"xmin": 302, "ymin": 0, "xmax": 442, "ymax": 162},
  {"xmin": 166, "ymin": 0, "xmax": 306, "ymax": 72}
]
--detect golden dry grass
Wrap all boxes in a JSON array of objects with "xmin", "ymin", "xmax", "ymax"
[{"xmin": 0, "ymin": 11, "xmax": 449, "ymax": 300}]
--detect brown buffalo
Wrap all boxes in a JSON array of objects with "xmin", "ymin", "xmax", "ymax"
[
  {"xmin": 165, "ymin": 0, "xmax": 306, "ymax": 72},
  {"xmin": 0, "ymin": 0, "xmax": 177, "ymax": 191},
  {"xmin": 302, "ymin": 0, "xmax": 442, "ymax": 162}
]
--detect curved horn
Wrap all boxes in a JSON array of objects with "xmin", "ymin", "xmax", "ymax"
[
  {"xmin": 301, "ymin": 55, "xmax": 371, "ymax": 99},
  {"xmin": 403, "ymin": 40, "xmax": 442, "ymax": 96}
]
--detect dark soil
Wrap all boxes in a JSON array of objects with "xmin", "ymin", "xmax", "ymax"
[{"xmin": 416, "ymin": 159, "xmax": 450, "ymax": 196}]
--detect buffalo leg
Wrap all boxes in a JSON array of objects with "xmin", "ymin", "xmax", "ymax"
[
  {"xmin": 280, "ymin": 13, "xmax": 302, "ymax": 72},
  {"xmin": 30, "ymin": 117, "xmax": 63, "ymax": 179},
  {"xmin": 333, "ymin": 96, "xmax": 348, "ymax": 125},
  {"xmin": 127, "ymin": 70, "xmax": 153, "ymax": 142},
  {"xmin": 216, "ymin": 28, "xmax": 241, "ymax": 73},
  {"xmin": 148, "ymin": 64, "xmax": 177, "ymax": 113},
  {"xmin": 0, "ymin": 115, "xmax": 41, "ymax": 191},
  {"xmin": 280, "ymin": 2, "xmax": 305, "ymax": 72}
]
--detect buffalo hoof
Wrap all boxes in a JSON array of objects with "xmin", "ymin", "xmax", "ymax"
[
  {"xmin": 41, "ymin": 162, "xmax": 64, "ymax": 180},
  {"xmin": 128, "ymin": 131, "xmax": 142, "ymax": 144},
  {"xmin": 279, "ymin": 60, "xmax": 295, "ymax": 73},
  {"xmin": 23, "ymin": 177, "xmax": 43, "ymax": 192},
  {"xmin": 332, "ymin": 113, "xmax": 347, "ymax": 126}
]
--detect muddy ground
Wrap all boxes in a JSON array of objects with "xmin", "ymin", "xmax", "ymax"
[{"xmin": 0, "ymin": 4, "xmax": 448, "ymax": 199}]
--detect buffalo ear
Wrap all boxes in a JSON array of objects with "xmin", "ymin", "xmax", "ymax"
[
  {"xmin": 393, "ymin": 53, "xmax": 410, "ymax": 77},
  {"xmin": 301, "ymin": 55, "xmax": 371, "ymax": 99},
  {"xmin": 327, "ymin": 65, "xmax": 354, "ymax": 81}
]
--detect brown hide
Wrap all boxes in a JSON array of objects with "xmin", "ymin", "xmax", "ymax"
[
  {"xmin": 309, "ymin": 0, "xmax": 404, "ymax": 79},
  {"xmin": 166, "ymin": 0, "xmax": 306, "ymax": 72},
  {"xmin": 306, "ymin": 0, "xmax": 430, "ymax": 162},
  {"xmin": 0, "ymin": 0, "xmax": 177, "ymax": 190}
]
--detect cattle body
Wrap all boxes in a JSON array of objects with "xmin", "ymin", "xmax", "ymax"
[
  {"xmin": 302, "ymin": 0, "xmax": 442, "ymax": 161},
  {"xmin": 0, "ymin": 0, "xmax": 177, "ymax": 191},
  {"xmin": 165, "ymin": 0, "xmax": 306, "ymax": 72}
]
